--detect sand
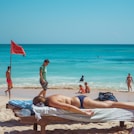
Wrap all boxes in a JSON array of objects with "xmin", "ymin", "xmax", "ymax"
[{"xmin": 0, "ymin": 87, "xmax": 134, "ymax": 134}]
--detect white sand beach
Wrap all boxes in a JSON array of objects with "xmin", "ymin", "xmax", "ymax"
[{"xmin": 0, "ymin": 87, "xmax": 134, "ymax": 134}]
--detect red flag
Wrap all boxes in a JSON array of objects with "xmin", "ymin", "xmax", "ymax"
[{"xmin": 11, "ymin": 40, "xmax": 26, "ymax": 55}]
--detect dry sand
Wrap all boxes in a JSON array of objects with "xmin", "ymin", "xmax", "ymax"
[{"xmin": 0, "ymin": 87, "xmax": 134, "ymax": 134}]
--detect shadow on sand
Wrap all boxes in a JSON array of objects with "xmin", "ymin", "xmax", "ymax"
[{"xmin": 3, "ymin": 125, "xmax": 133, "ymax": 134}]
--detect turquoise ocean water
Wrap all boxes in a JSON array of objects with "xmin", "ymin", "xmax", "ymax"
[{"xmin": 0, "ymin": 44, "xmax": 134, "ymax": 91}]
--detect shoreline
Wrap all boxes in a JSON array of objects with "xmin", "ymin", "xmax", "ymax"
[
  {"xmin": 1, "ymin": 86, "xmax": 134, "ymax": 102},
  {"xmin": 0, "ymin": 80, "xmax": 129, "ymax": 92},
  {"xmin": 0, "ymin": 84, "xmax": 130, "ymax": 91}
]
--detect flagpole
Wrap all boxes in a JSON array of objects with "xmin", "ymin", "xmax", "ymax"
[{"xmin": 10, "ymin": 42, "xmax": 12, "ymax": 75}]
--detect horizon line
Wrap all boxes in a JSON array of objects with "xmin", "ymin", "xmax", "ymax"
[{"xmin": 0, "ymin": 43, "xmax": 134, "ymax": 45}]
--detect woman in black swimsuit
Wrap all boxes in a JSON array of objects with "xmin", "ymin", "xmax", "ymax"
[{"xmin": 33, "ymin": 94, "xmax": 134, "ymax": 117}]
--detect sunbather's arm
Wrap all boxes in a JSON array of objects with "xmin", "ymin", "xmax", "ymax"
[{"xmin": 49, "ymin": 100, "xmax": 94, "ymax": 116}]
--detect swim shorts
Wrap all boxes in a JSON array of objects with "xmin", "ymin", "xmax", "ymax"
[
  {"xmin": 7, "ymin": 79, "xmax": 13, "ymax": 88},
  {"xmin": 40, "ymin": 79, "xmax": 48, "ymax": 90}
]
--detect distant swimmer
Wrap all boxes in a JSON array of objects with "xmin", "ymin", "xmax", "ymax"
[{"xmin": 79, "ymin": 75, "xmax": 84, "ymax": 82}]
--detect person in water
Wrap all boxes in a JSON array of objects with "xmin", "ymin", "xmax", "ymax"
[
  {"xmin": 79, "ymin": 75, "xmax": 84, "ymax": 82},
  {"xmin": 126, "ymin": 73, "xmax": 133, "ymax": 92},
  {"xmin": 33, "ymin": 94, "xmax": 134, "ymax": 116}
]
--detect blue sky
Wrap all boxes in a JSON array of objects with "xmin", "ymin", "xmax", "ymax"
[{"xmin": 0, "ymin": 0, "xmax": 134, "ymax": 44}]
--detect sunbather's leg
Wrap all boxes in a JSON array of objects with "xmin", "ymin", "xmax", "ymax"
[{"xmin": 83, "ymin": 97, "xmax": 134, "ymax": 110}]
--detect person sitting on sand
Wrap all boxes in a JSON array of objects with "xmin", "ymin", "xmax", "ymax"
[
  {"xmin": 33, "ymin": 94, "xmax": 134, "ymax": 117},
  {"xmin": 84, "ymin": 82, "xmax": 90, "ymax": 93},
  {"xmin": 78, "ymin": 84, "xmax": 85, "ymax": 94}
]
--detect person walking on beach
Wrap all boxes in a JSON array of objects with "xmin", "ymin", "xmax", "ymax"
[
  {"xmin": 84, "ymin": 82, "xmax": 90, "ymax": 93},
  {"xmin": 38, "ymin": 59, "xmax": 50, "ymax": 97},
  {"xmin": 5, "ymin": 66, "xmax": 13, "ymax": 99},
  {"xmin": 126, "ymin": 73, "xmax": 133, "ymax": 92}
]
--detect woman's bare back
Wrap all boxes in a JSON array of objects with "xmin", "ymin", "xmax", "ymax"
[{"xmin": 47, "ymin": 94, "xmax": 86, "ymax": 108}]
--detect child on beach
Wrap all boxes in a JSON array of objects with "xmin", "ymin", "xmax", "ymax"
[
  {"xmin": 84, "ymin": 82, "xmax": 90, "ymax": 93},
  {"xmin": 78, "ymin": 84, "xmax": 85, "ymax": 94}
]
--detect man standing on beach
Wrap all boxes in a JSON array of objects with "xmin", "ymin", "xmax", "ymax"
[
  {"xmin": 5, "ymin": 66, "xmax": 13, "ymax": 99},
  {"xmin": 38, "ymin": 59, "xmax": 50, "ymax": 97},
  {"xmin": 126, "ymin": 73, "xmax": 133, "ymax": 92}
]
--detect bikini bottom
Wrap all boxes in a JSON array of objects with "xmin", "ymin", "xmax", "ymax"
[{"xmin": 77, "ymin": 95, "xmax": 86, "ymax": 109}]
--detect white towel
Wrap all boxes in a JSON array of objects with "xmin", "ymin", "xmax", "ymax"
[{"xmin": 32, "ymin": 105, "xmax": 134, "ymax": 122}]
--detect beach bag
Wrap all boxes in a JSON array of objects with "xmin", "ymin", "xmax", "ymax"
[{"xmin": 98, "ymin": 92, "xmax": 118, "ymax": 102}]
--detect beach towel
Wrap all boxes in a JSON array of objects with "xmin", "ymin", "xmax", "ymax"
[
  {"xmin": 9, "ymin": 100, "xmax": 33, "ymax": 110},
  {"xmin": 32, "ymin": 105, "xmax": 134, "ymax": 122}
]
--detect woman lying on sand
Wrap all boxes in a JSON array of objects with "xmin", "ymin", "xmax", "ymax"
[{"xmin": 33, "ymin": 94, "xmax": 134, "ymax": 116}]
